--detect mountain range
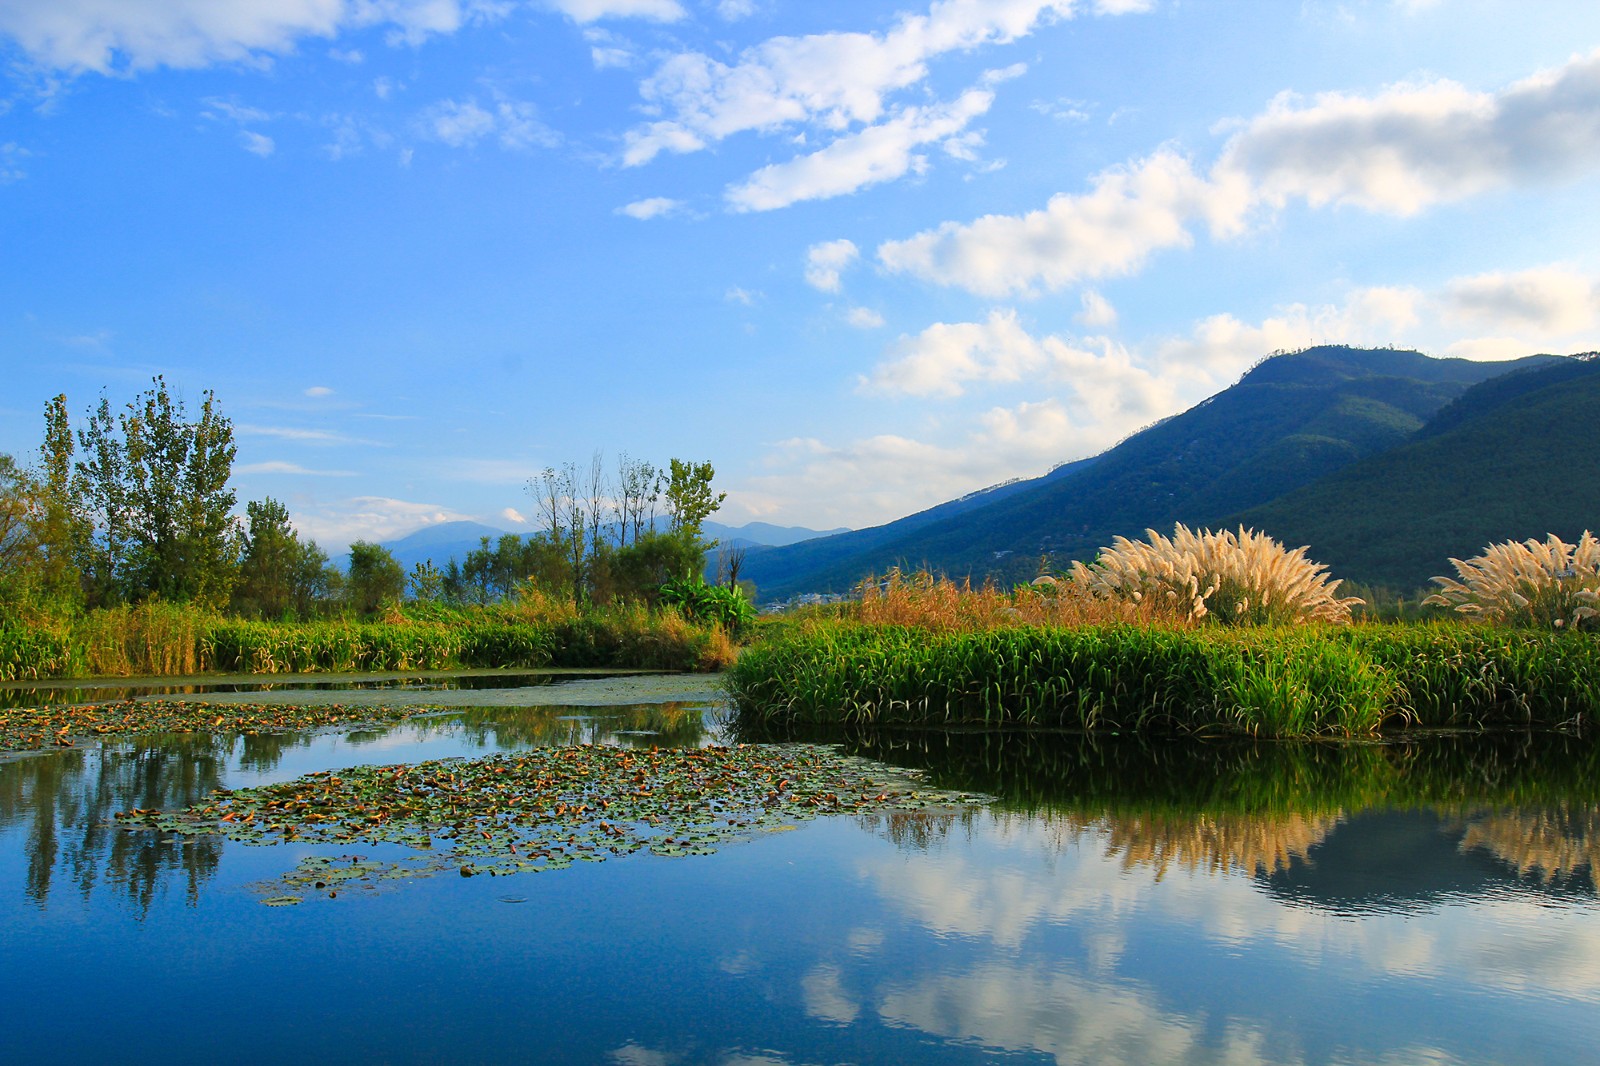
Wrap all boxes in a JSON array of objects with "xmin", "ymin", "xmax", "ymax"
[
  {"xmin": 742, "ymin": 346, "xmax": 1599, "ymax": 599},
  {"xmin": 376, "ymin": 518, "xmax": 849, "ymax": 575}
]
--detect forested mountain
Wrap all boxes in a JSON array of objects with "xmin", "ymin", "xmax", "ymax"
[
  {"xmin": 743, "ymin": 346, "xmax": 1562, "ymax": 600},
  {"xmin": 1235, "ymin": 355, "xmax": 1600, "ymax": 591}
]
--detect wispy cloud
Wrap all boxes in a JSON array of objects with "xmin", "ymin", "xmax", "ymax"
[
  {"xmin": 238, "ymin": 424, "xmax": 386, "ymax": 446},
  {"xmin": 0, "ymin": 0, "xmax": 493, "ymax": 74},
  {"xmin": 235, "ymin": 460, "xmax": 357, "ymax": 476}
]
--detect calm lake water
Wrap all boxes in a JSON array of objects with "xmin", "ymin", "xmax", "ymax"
[{"xmin": 3, "ymin": 672, "xmax": 1597, "ymax": 1065}]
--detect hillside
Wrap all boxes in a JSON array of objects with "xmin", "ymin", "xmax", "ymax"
[
  {"xmin": 1235, "ymin": 355, "xmax": 1600, "ymax": 591},
  {"xmin": 744, "ymin": 346, "xmax": 1557, "ymax": 600}
]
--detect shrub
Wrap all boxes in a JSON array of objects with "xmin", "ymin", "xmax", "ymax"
[
  {"xmin": 658, "ymin": 579, "xmax": 756, "ymax": 636},
  {"xmin": 1068, "ymin": 524, "xmax": 1363, "ymax": 625},
  {"xmin": 1424, "ymin": 531, "xmax": 1600, "ymax": 630}
]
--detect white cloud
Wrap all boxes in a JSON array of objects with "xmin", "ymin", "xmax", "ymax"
[
  {"xmin": 725, "ymin": 86, "xmax": 995, "ymax": 211},
  {"xmin": 1077, "ymin": 289, "xmax": 1117, "ymax": 327},
  {"xmin": 304, "ymin": 385, "xmax": 335, "ymax": 397},
  {"xmin": 240, "ymin": 130, "xmax": 276, "ymax": 157},
  {"xmin": 621, "ymin": 0, "xmax": 1142, "ymax": 168},
  {"xmin": 726, "ymin": 286, "xmax": 761, "ymax": 305},
  {"xmin": 877, "ymin": 49, "xmax": 1600, "ymax": 296},
  {"xmin": 582, "ymin": 27, "xmax": 635, "ymax": 68},
  {"xmin": 423, "ymin": 98, "xmax": 495, "ymax": 146},
  {"xmin": 804, "ymin": 238, "xmax": 859, "ymax": 292},
  {"xmin": 1441, "ymin": 266, "xmax": 1599, "ymax": 335},
  {"xmin": 501, "ymin": 506, "xmax": 528, "ymax": 524},
  {"xmin": 847, "ymin": 306, "xmax": 886, "ymax": 329},
  {"xmin": 866, "ymin": 308, "xmax": 1044, "ymax": 397},
  {"xmin": 617, "ymin": 196, "xmax": 682, "ymax": 219},
  {"xmin": 545, "ymin": 0, "xmax": 686, "ymax": 22},
  {"xmin": 420, "ymin": 96, "xmax": 557, "ymax": 150},
  {"xmin": 1153, "ymin": 287, "xmax": 1423, "ymax": 380},
  {"xmin": 0, "ymin": 0, "xmax": 485, "ymax": 74},
  {"xmin": 715, "ymin": 0, "xmax": 758, "ymax": 19},
  {"xmin": 1218, "ymin": 49, "xmax": 1600, "ymax": 216},
  {"xmin": 291, "ymin": 495, "xmax": 475, "ymax": 553},
  {"xmin": 879, "ymin": 150, "xmax": 1245, "ymax": 297}
]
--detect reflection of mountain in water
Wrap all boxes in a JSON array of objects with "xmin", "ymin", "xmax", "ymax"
[{"xmin": 1262, "ymin": 808, "xmax": 1597, "ymax": 913}]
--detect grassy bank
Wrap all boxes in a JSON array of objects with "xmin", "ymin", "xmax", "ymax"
[
  {"xmin": 0, "ymin": 599, "xmax": 737, "ymax": 681},
  {"xmin": 726, "ymin": 621, "xmax": 1600, "ymax": 737}
]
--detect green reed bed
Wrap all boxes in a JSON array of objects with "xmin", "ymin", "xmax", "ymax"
[
  {"xmin": 0, "ymin": 603, "xmax": 735, "ymax": 681},
  {"xmin": 726, "ymin": 621, "xmax": 1600, "ymax": 737}
]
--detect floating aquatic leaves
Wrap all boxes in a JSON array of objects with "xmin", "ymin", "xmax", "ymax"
[
  {"xmin": 116, "ymin": 743, "xmax": 987, "ymax": 895},
  {"xmin": 0, "ymin": 698, "xmax": 437, "ymax": 753}
]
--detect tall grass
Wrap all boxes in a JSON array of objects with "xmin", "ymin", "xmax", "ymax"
[
  {"xmin": 1425, "ymin": 531, "xmax": 1600, "ymax": 630},
  {"xmin": 727, "ymin": 620, "xmax": 1600, "ymax": 737},
  {"xmin": 1069, "ymin": 524, "xmax": 1363, "ymax": 624},
  {"xmin": 854, "ymin": 567, "xmax": 1186, "ymax": 632},
  {"xmin": 1, "ymin": 597, "xmax": 737, "ymax": 679}
]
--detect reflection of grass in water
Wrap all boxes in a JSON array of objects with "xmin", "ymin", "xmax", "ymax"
[
  {"xmin": 822, "ymin": 727, "xmax": 1600, "ymax": 883},
  {"xmin": 1457, "ymin": 805, "xmax": 1600, "ymax": 886},
  {"xmin": 0, "ymin": 699, "xmax": 431, "ymax": 753},
  {"xmin": 416, "ymin": 701, "xmax": 718, "ymax": 750},
  {"xmin": 0, "ymin": 674, "xmax": 730, "ymax": 752},
  {"xmin": 1088, "ymin": 810, "xmax": 1338, "ymax": 877}
]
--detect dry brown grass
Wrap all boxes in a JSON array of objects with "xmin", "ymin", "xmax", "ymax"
[
  {"xmin": 1069, "ymin": 524, "xmax": 1363, "ymax": 625},
  {"xmin": 1424, "ymin": 531, "xmax": 1600, "ymax": 630},
  {"xmin": 851, "ymin": 567, "xmax": 1185, "ymax": 633}
]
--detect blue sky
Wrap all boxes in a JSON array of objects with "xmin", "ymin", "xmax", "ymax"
[{"xmin": 3, "ymin": 0, "xmax": 1600, "ymax": 553}]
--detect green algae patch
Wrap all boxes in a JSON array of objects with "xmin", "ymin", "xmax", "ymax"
[
  {"xmin": 0, "ymin": 698, "xmax": 438, "ymax": 753},
  {"xmin": 116, "ymin": 744, "xmax": 987, "ymax": 893}
]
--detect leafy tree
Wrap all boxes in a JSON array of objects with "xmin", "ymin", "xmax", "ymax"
[
  {"xmin": 0, "ymin": 454, "xmax": 41, "ymax": 582},
  {"xmin": 35, "ymin": 395, "xmax": 86, "ymax": 603},
  {"xmin": 71, "ymin": 377, "xmax": 241, "ymax": 608},
  {"xmin": 346, "ymin": 541, "xmax": 404, "ymax": 615},
  {"xmin": 408, "ymin": 561, "xmax": 445, "ymax": 604},
  {"xmin": 665, "ymin": 458, "xmax": 725, "ymax": 538},
  {"xmin": 614, "ymin": 453, "xmax": 661, "ymax": 547},
  {"xmin": 73, "ymin": 394, "xmax": 130, "ymax": 607},
  {"xmin": 234, "ymin": 498, "xmax": 333, "ymax": 618},
  {"xmin": 595, "ymin": 529, "xmax": 705, "ymax": 602}
]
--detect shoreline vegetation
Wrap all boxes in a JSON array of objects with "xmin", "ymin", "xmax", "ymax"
[
  {"xmin": 729, "ymin": 529, "xmax": 1600, "ymax": 739},
  {"xmin": 0, "ymin": 597, "xmax": 739, "ymax": 682}
]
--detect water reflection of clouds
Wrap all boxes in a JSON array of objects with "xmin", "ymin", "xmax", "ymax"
[
  {"xmin": 877, "ymin": 959, "xmax": 1474, "ymax": 1066},
  {"xmin": 861, "ymin": 811, "xmax": 1600, "ymax": 1001},
  {"xmin": 611, "ymin": 1045, "xmax": 804, "ymax": 1066},
  {"xmin": 878, "ymin": 960, "xmax": 1286, "ymax": 1066}
]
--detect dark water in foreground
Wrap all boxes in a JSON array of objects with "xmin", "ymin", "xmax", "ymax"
[{"xmin": 2, "ymin": 674, "xmax": 1598, "ymax": 1065}]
